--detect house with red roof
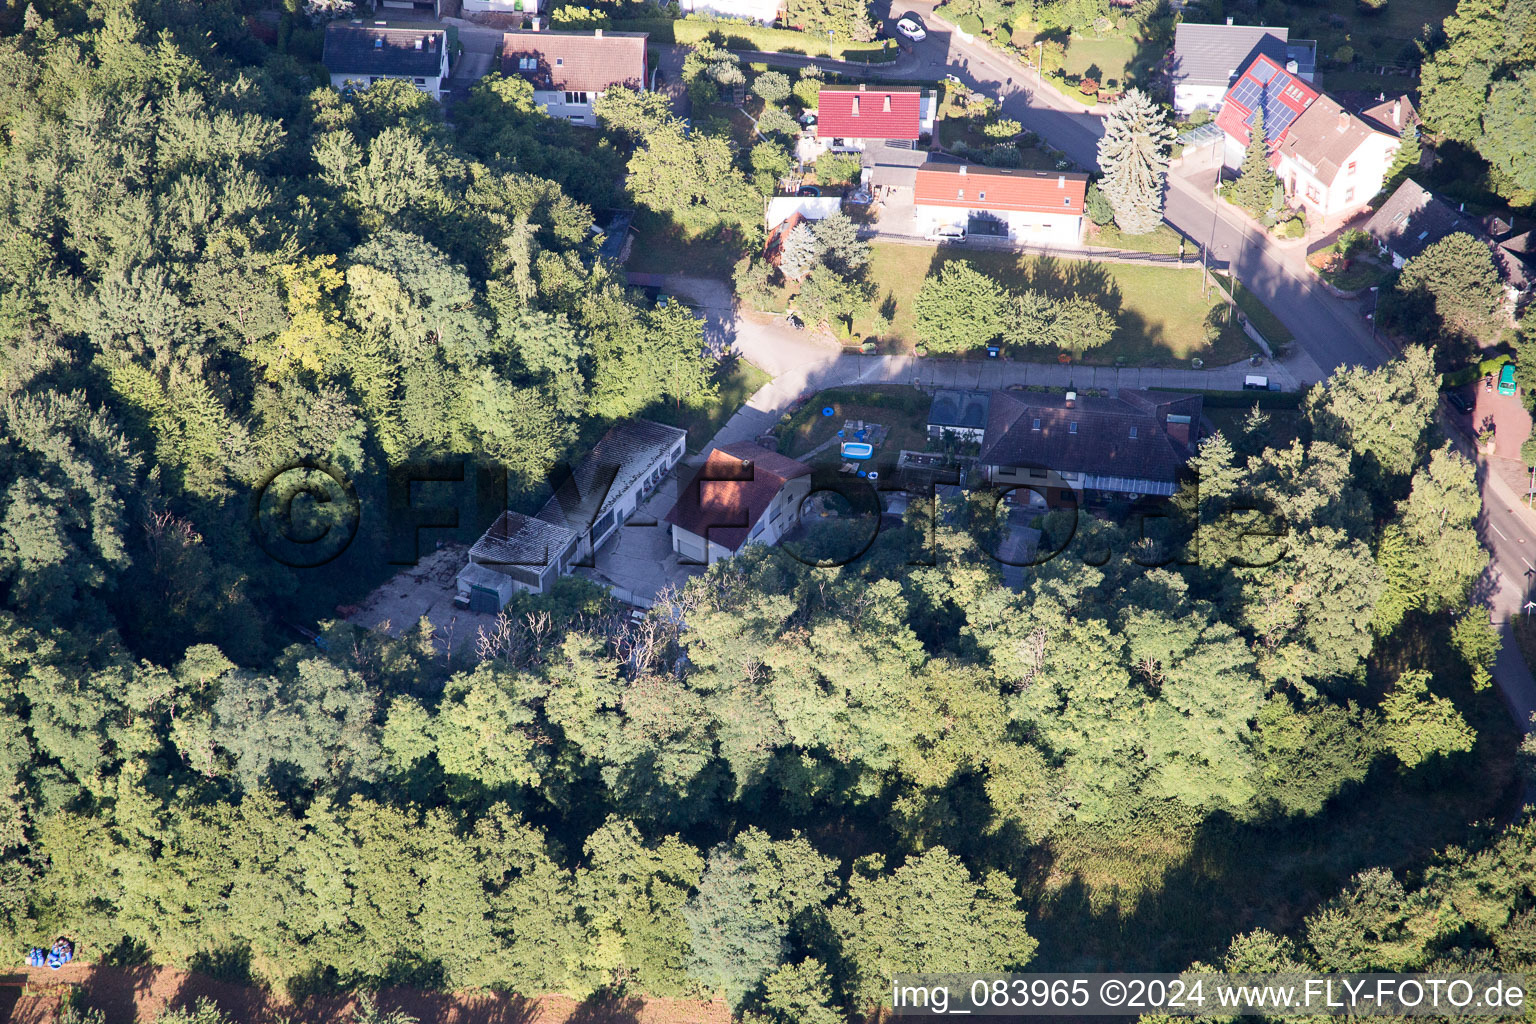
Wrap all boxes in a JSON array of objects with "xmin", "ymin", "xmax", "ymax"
[
  {"xmin": 1215, "ymin": 53, "xmax": 1412, "ymax": 225},
  {"xmin": 914, "ymin": 163, "xmax": 1088, "ymax": 244},
  {"xmin": 1214, "ymin": 53, "xmax": 1320, "ymax": 167},
  {"xmin": 665, "ymin": 442, "xmax": 812, "ymax": 565},
  {"xmin": 814, "ymin": 85, "xmax": 934, "ymax": 151}
]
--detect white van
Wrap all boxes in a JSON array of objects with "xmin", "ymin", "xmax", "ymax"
[
  {"xmin": 1243, "ymin": 374, "xmax": 1270, "ymax": 390},
  {"xmin": 928, "ymin": 224, "xmax": 968, "ymax": 244}
]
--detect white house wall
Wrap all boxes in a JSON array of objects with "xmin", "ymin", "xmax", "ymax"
[
  {"xmin": 534, "ymin": 88, "xmax": 598, "ymax": 125},
  {"xmin": 915, "ymin": 205, "xmax": 1083, "ymax": 245},
  {"xmin": 330, "ymin": 71, "xmax": 446, "ymax": 100},
  {"xmin": 678, "ymin": 0, "xmax": 780, "ymax": 22}
]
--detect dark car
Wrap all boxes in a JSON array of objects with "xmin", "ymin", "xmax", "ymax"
[{"xmin": 1444, "ymin": 389, "xmax": 1474, "ymax": 414}]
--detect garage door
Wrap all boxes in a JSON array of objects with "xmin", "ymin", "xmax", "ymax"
[{"xmin": 677, "ymin": 532, "xmax": 707, "ymax": 563}]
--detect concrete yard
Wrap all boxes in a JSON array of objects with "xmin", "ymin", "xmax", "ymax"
[
  {"xmin": 575, "ymin": 465, "xmax": 704, "ymax": 608},
  {"xmin": 344, "ymin": 544, "xmax": 499, "ymax": 654}
]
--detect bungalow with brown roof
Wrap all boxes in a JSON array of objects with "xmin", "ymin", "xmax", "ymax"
[
  {"xmin": 666, "ymin": 442, "xmax": 812, "ymax": 564},
  {"xmin": 1365, "ymin": 179, "xmax": 1533, "ymax": 305},
  {"xmin": 501, "ymin": 29, "xmax": 648, "ymax": 127},
  {"xmin": 979, "ymin": 388, "xmax": 1203, "ymax": 506}
]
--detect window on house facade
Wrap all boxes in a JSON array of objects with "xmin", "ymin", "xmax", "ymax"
[
  {"xmin": 413, "ymin": 77, "xmax": 426, "ymax": 85},
  {"xmin": 518, "ymin": 56, "xmax": 535, "ymax": 70},
  {"xmin": 1346, "ymin": 160, "xmax": 1357, "ymax": 174},
  {"xmin": 1305, "ymin": 184, "xmax": 1321, "ymax": 203},
  {"xmin": 1344, "ymin": 187, "xmax": 1354, "ymax": 202},
  {"xmin": 565, "ymin": 91, "xmax": 589, "ymax": 105}
]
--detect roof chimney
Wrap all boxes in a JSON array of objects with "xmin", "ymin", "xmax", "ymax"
[
  {"xmin": 1226, "ymin": 15, "xmax": 1233, "ymax": 24},
  {"xmin": 1065, "ymin": 390, "xmax": 1077, "ymax": 406},
  {"xmin": 1057, "ymin": 174, "xmax": 1065, "ymax": 187},
  {"xmin": 414, "ymin": 37, "xmax": 423, "ymax": 49},
  {"xmin": 883, "ymin": 94, "xmax": 891, "ymax": 113},
  {"xmin": 851, "ymin": 95, "xmax": 859, "ymax": 116},
  {"xmin": 594, "ymin": 27, "xmax": 602, "ymax": 36},
  {"xmin": 1336, "ymin": 111, "xmax": 1348, "ymax": 132},
  {"xmin": 858, "ymin": 83, "xmax": 866, "ymax": 91},
  {"xmin": 1285, "ymin": 58, "xmax": 1298, "ymax": 73},
  {"xmin": 958, "ymin": 164, "xmax": 967, "ymax": 174},
  {"xmin": 1392, "ymin": 97, "xmax": 1401, "ymax": 127}
]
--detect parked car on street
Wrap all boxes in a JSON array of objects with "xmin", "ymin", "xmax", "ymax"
[{"xmin": 928, "ymin": 224, "xmax": 967, "ymax": 243}]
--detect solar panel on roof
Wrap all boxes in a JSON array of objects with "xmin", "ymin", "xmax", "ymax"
[
  {"xmin": 1229, "ymin": 77, "xmax": 1261, "ymax": 110},
  {"xmin": 1250, "ymin": 60, "xmax": 1276, "ymax": 84}
]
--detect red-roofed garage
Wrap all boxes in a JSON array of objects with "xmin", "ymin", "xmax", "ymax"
[{"xmin": 913, "ymin": 163, "xmax": 1089, "ymax": 244}]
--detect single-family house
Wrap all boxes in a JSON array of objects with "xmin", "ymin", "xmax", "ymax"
[
  {"xmin": 538, "ymin": 419, "xmax": 687, "ymax": 561},
  {"xmin": 765, "ymin": 212, "xmax": 810, "ymax": 277},
  {"xmin": 457, "ymin": 510, "xmax": 580, "ymax": 609},
  {"xmin": 815, "ymin": 85, "xmax": 933, "ymax": 150},
  {"xmin": 666, "ymin": 442, "xmax": 812, "ymax": 564},
  {"xmin": 501, "ymin": 30, "xmax": 648, "ymax": 126},
  {"xmin": 927, "ymin": 389, "xmax": 991, "ymax": 443},
  {"xmin": 323, "ymin": 23, "xmax": 451, "ymax": 100},
  {"xmin": 764, "ymin": 195, "xmax": 843, "ymax": 231},
  {"xmin": 1365, "ymin": 179, "xmax": 1533, "ymax": 304},
  {"xmin": 1170, "ymin": 22, "xmax": 1292, "ymax": 115},
  {"xmin": 677, "ymin": 0, "xmax": 781, "ymax": 23},
  {"xmin": 978, "ymin": 388, "xmax": 1203, "ymax": 506},
  {"xmin": 914, "ymin": 164, "xmax": 1088, "ymax": 244},
  {"xmin": 1272, "ymin": 96, "xmax": 1403, "ymax": 223},
  {"xmin": 1216, "ymin": 54, "xmax": 1406, "ymax": 225},
  {"xmin": 1215, "ymin": 53, "xmax": 1320, "ymax": 168}
]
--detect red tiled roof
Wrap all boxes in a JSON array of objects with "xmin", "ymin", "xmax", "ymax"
[
  {"xmin": 816, "ymin": 86, "xmax": 921, "ymax": 140},
  {"xmin": 1214, "ymin": 53, "xmax": 1319, "ymax": 154},
  {"xmin": 665, "ymin": 442, "xmax": 810, "ymax": 553},
  {"xmin": 764, "ymin": 211, "xmax": 806, "ymax": 268},
  {"xmin": 501, "ymin": 30, "xmax": 647, "ymax": 94},
  {"xmin": 915, "ymin": 164, "xmax": 1088, "ymax": 214}
]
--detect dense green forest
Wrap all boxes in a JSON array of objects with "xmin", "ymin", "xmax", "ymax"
[{"xmin": 1, "ymin": 0, "xmax": 1534, "ymax": 1021}]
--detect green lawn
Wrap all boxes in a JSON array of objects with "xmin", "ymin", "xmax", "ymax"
[
  {"xmin": 1220, "ymin": 274, "xmax": 1296, "ymax": 348},
  {"xmin": 640, "ymin": 355, "xmax": 771, "ymax": 452},
  {"xmin": 772, "ymin": 385, "xmax": 933, "ymax": 462},
  {"xmin": 1088, "ymin": 221, "xmax": 1187, "ymax": 255},
  {"xmin": 626, "ymin": 210, "xmax": 747, "ymax": 278},
  {"xmin": 1057, "ymin": 33, "xmax": 1139, "ymax": 87},
  {"xmin": 859, "ymin": 243, "xmax": 1259, "ymax": 367}
]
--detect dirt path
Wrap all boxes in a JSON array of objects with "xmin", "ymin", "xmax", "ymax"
[{"xmin": 11, "ymin": 965, "xmax": 730, "ymax": 1024}]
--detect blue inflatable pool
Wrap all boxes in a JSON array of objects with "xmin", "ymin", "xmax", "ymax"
[{"xmin": 841, "ymin": 442, "xmax": 873, "ymax": 460}]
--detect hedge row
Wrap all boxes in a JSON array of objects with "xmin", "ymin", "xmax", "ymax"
[
  {"xmin": 1442, "ymin": 353, "xmax": 1511, "ymax": 389},
  {"xmin": 615, "ymin": 17, "xmax": 898, "ymax": 61}
]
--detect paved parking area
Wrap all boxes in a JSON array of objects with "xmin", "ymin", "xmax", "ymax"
[
  {"xmin": 575, "ymin": 466, "xmax": 704, "ymax": 607},
  {"xmin": 1471, "ymin": 383, "xmax": 1532, "ymax": 461}
]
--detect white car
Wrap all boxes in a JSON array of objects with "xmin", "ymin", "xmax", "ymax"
[{"xmin": 897, "ymin": 16, "xmax": 926, "ymax": 40}]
